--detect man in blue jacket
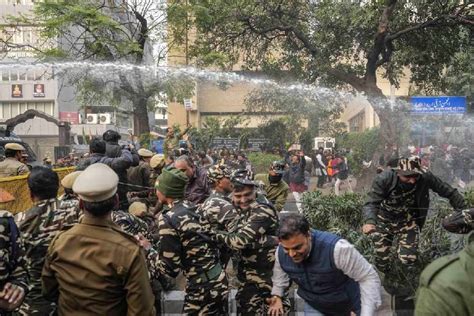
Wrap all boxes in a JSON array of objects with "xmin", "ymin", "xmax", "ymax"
[{"xmin": 268, "ymin": 213, "xmax": 381, "ymax": 316}]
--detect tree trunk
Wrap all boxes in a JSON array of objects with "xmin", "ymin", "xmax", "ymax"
[{"xmin": 134, "ymin": 97, "xmax": 150, "ymax": 135}]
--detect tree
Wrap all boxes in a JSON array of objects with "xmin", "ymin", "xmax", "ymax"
[
  {"xmin": 2, "ymin": 0, "xmax": 193, "ymax": 135},
  {"xmin": 188, "ymin": 115, "xmax": 247, "ymax": 151},
  {"xmin": 170, "ymin": 0, "xmax": 473, "ymax": 151},
  {"xmin": 245, "ymin": 84, "xmax": 347, "ymax": 147}
]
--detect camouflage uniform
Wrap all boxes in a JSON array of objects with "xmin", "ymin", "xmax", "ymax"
[
  {"xmin": 111, "ymin": 210, "xmax": 166, "ymax": 312},
  {"xmin": 15, "ymin": 198, "xmax": 80, "ymax": 316},
  {"xmin": 158, "ymin": 200, "xmax": 228, "ymax": 315},
  {"xmin": 57, "ymin": 193, "xmax": 80, "ymax": 212},
  {"xmin": 215, "ymin": 200, "xmax": 279, "ymax": 315},
  {"xmin": 364, "ymin": 161, "xmax": 465, "ymax": 273},
  {"xmin": 370, "ymin": 185, "xmax": 419, "ymax": 271},
  {"xmin": 0, "ymin": 211, "xmax": 28, "ymax": 316},
  {"xmin": 198, "ymin": 191, "xmax": 238, "ymax": 266}
]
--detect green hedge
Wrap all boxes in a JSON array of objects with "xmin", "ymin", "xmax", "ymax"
[
  {"xmin": 301, "ymin": 191, "xmax": 467, "ymax": 296},
  {"xmin": 336, "ymin": 128, "xmax": 380, "ymax": 176},
  {"xmin": 248, "ymin": 152, "xmax": 283, "ymax": 174}
]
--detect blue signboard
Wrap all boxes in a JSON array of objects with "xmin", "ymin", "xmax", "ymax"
[{"xmin": 410, "ymin": 96, "xmax": 466, "ymax": 114}]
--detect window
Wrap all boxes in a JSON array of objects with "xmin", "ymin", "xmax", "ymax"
[
  {"xmin": 349, "ymin": 111, "xmax": 365, "ymax": 133},
  {"xmin": 0, "ymin": 101, "xmax": 55, "ymax": 119}
]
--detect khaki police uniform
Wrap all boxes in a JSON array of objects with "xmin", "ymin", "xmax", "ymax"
[
  {"xmin": 0, "ymin": 143, "xmax": 29, "ymax": 177},
  {"xmin": 41, "ymin": 163, "xmax": 155, "ymax": 316}
]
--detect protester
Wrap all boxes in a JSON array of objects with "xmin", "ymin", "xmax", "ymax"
[
  {"xmin": 102, "ymin": 130, "xmax": 140, "ymax": 209},
  {"xmin": 284, "ymin": 150, "xmax": 306, "ymax": 193},
  {"xmin": 268, "ymin": 213, "xmax": 381, "ymax": 316},
  {"xmin": 255, "ymin": 161, "xmax": 289, "ymax": 213},
  {"xmin": 314, "ymin": 147, "xmax": 327, "ymax": 188},
  {"xmin": 174, "ymin": 155, "xmax": 210, "ymax": 204},
  {"xmin": 77, "ymin": 137, "xmax": 138, "ymax": 209},
  {"xmin": 333, "ymin": 152, "xmax": 352, "ymax": 196},
  {"xmin": 41, "ymin": 163, "xmax": 155, "ymax": 315}
]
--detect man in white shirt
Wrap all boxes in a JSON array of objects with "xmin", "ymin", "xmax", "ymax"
[{"xmin": 268, "ymin": 213, "xmax": 381, "ymax": 316}]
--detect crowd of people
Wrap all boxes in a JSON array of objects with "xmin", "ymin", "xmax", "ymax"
[{"xmin": 0, "ymin": 129, "xmax": 472, "ymax": 316}]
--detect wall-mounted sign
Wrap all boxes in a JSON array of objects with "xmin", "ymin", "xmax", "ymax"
[
  {"xmin": 211, "ymin": 137, "xmax": 240, "ymax": 149},
  {"xmin": 410, "ymin": 96, "xmax": 466, "ymax": 114},
  {"xmin": 11, "ymin": 84, "xmax": 22, "ymax": 98},
  {"xmin": 184, "ymin": 99, "xmax": 193, "ymax": 111},
  {"xmin": 33, "ymin": 84, "xmax": 45, "ymax": 97},
  {"xmin": 248, "ymin": 138, "xmax": 268, "ymax": 151},
  {"xmin": 59, "ymin": 112, "xmax": 80, "ymax": 125}
]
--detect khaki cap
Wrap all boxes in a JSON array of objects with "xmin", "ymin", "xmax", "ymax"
[
  {"xmin": 61, "ymin": 171, "xmax": 82, "ymax": 189},
  {"xmin": 128, "ymin": 201, "xmax": 147, "ymax": 217},
  {"xmin": 73, "ymin": 163, "xmax": 118, "ymax": 202},
  {"xmin": 5, "ymin": 143, "xmax": 25, "ymax": 151},
  {"xmin": 138, "ymin": 148, "xmax": 153, "ymax": 158},
  {"xmin": 150, "ymin": 154, "xmax": 165, "ymax": 169}
]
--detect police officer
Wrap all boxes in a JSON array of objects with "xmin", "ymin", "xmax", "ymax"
[
  {"xmin": 0, "ymin": 206, "xmax": 28, "ymax": 315},
  {"xmin": 198, "ymin": 164, "xmax": 237, "ymax": 266},
  {"xmin": 15, "ymin": 167, "xmax": 80, "ymax": 316},
  {"xmin": 214, "ymin": 169, "xmax": 279, "ymax": 315},
  {"xmin": 255, "ymin": 161, "xmax": 289, "ymax": 213},
  {"xmin": 415, "ymin": 208, "xmax": 474, "ymax": 315},
  {"xmin": 127, "ymin": 148, "xmax": 154, "ymax": 191},
  {"xmin": 362, "ymin": 156, "xmax": 466, "ymax": 274},
  {"xmin": 156, "ymin": 168, "xmax": 228, "ymax": 315},
  {"xmin": 149, "ymin": 154, "xmax": 165, "ymax": 186},
  {"xmin": 41, "ymin": 163, "xmax": 155, "ymax": 315},
  {"xmin": 0, "ymin": 143, "xmax": 29, "ymax": 177}
]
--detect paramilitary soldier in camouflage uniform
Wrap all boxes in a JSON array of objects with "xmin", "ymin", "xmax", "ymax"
[
  {"xmin": 0, "ymin": 209, "xmax": 28, "ymax": 315},
  {"xmin": 15, "ymin": 167, "xmax": 80, "ymax": 316},
  {"xmin": 156, "ymin": 168, "xmax": 228, "ymax": 315},
  {"xmin": 0, "ymin": 143, "xmax": 29, "ymax": 178},
  {"xmin": 215, "ymin": 169, "xmax": 279, "ymax": 315},
  {"xmin": 414, "ymin": 208, "xmax": 474, "ymax": 316},
  {"xmin": 362, "ymin": 157, "xmax": 466, "ymax": 273},
  {"xmin": 198, "ymin": 164, "xmax": 237, "ymax": 266},
  {"xmin": 58, "ymin": 171, "xmax": 82, "ymax": 211},
  {"xmin": 255, "ymin": 161, "xmax": 289, "ymax": 213}
]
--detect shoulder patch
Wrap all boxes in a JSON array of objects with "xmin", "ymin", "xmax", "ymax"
[{"xmin": 421, "ymin": 253, "xmax": 460, "ymax": 286}]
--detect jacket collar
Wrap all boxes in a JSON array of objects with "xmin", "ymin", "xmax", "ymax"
[{"xmin": 80, "ymin": 213, "xmax": 114, "ymax": 227}]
